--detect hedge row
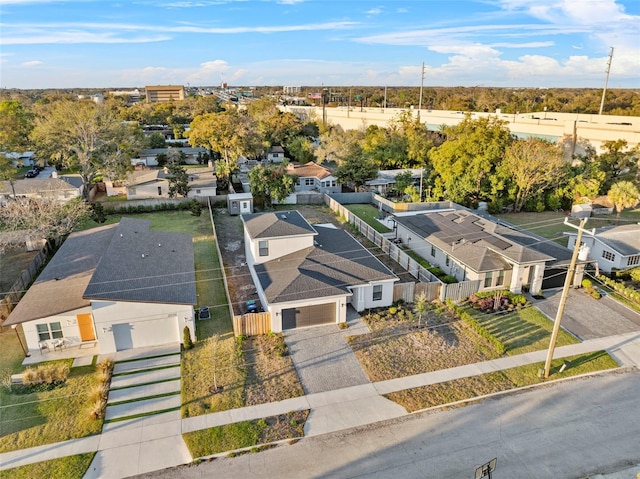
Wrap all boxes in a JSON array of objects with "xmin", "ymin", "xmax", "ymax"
[
  {"xmin": 102, "ymin": 201, "xmax": 194, "ymax": 214},
  {"xmin": 445, "ymin": 299, "xmax": 507, "ymax": 355},
  {"xmin": 597, "ymin": 275, "xmax": 640, "ymax": 305}
]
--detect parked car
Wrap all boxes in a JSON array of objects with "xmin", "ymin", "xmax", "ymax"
[
  {"xmin": 246, "ymin": 300, "xmax": 258, "ymax": 313},
  {"xmin": 25, "ymin": 169, "xmax": 38, "ymax": 178}
]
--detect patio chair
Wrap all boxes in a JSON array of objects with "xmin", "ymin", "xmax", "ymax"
[
  {"xmin": 39, "ymin": 341, "xmax": 50, "ymax": 354},
  {"xmin": 52, "ymin": 338, "xmax": 66, "ymax": 351}
]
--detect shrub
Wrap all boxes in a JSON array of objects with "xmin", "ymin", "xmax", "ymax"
[
  {"xmin": 442, "ymin": 275, "xmax": 457, "ymax": 284},
  {"xmin": 581, "ymin": 278, "xmax": 592, "ymax": 288},
  {"xmin": 91, "ymin": 202, "xmax": 107, "ymax": 224},
  {"xmin": 445, "ymin": 299, "xmax": 506, "ymax": 355},
  {"xmin": 630, "ymin": 268, "xmax": 640, "ymax": 282},
  {"xmin": 337, "ymin": 322, "xmax": 349, "ymax": 330},
  {"xmin": 183, "ymin": 326, "xmax": 194, "ymax": 350},
  {"xmin": 189, "ymin": 200, "xmax": 202, "ymax": 217},
  {"xmin": 388, "ymin": 306, "xmax": 397, "ymax": 315}
]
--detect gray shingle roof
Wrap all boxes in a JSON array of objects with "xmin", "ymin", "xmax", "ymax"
[
  {"xmin": 254, "ymin": 225, "xmax": 398, "ymax": 304},
  {"xmin": 4, "ymin": 223, "xmax": 118, "ymax": 326},
  {"xmin": 568, "ymin": 224, "xmax": 640, "ymax": 256},
  {"xmin": 4, "ymin": 218, "xmax": 197, "ymax": 326},
  {"xmin": 83, "ymin": 218, "xmax": 196, "ymax": 304},
  {"xmin": 242, "ymin": 210, "xmax": 317, "ymax": 239},
  {"xmin": 0, "ymin": 178, "xmax": 78, "ymax": 196},
  {"xmin": 395, "ymin": 210, "xmax": 554, "ymax": 272}
]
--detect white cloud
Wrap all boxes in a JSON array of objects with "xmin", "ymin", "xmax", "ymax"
[
  {"xmin": 366, "ymin": 7, "xmax": 382, "ymax": 15},
  {"xmin": 21, "ymin": 60, "xmax": 43, "ymax": 66}
]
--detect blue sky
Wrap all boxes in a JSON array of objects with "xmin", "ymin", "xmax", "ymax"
[{"xmin": 1, "ymin": 0, "xmax": 639, "ymax": 89}]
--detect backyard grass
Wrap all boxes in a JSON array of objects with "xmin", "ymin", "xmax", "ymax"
[
  {"xmin": 461, "ymin": 304, "xmax": 579, "ymax": 355},
  {"xmin": 344, "ymin": 204, "xmax": 391, "ymax": 233},
  {"xmin": 0, "ymin": 248, "xmax": 38, "ymax": 300},
  {"xmin": 386, "ymin": 350, "xmax": 619, "ymax": 412},
  {"xmin": 493, "ymin": 211, "xmax": 570, "ymax": 245},
  {"xmin": 183, "ymin": 410, "xmax": 308, "ymax": 459},
  {"xmin": 0, "ymin": 452, "xmax": 96, "ymax": 479}
]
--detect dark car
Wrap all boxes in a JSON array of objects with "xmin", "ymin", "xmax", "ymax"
[
  {"xmin": 25, "ymin": 169, "xmax": 38, "ymax": 178},
  {"xmin": 197, "ymin": 306, "xmax": 210, "ymax": 320},
  {"xmin": 246, "ymin": 300, "xmax": 258, "ymax": 313}
]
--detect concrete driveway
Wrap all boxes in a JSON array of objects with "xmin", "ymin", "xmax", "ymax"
[
  {"xmin": 283, "ymin": 308, "xmax": 371, "ymax": 394},
  {"xmin": 532, "ymin": 288, "xmax": 640, "ymax": 340}
]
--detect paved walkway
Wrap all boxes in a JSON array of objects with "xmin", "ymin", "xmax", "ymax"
[{"xmin": 2, "ymin": 332, "xmax": 640, "ymax": 477}]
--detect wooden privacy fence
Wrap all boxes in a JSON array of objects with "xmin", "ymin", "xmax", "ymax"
[
  {"xmin": 233, "ymin": 313, "xmax": 271, "ymax": 337},
  {"xmin": 393, "ymin": 282, "xmax": 441, "ymax": 303},
  {"xmin": 1, "ymin": 245, "xmax": 49, "ymax": 323}
]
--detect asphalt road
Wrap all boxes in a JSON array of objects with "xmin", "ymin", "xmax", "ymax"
[{"xmin": 134, "ymin": 369, "xmax": 640, "ymax": 479}]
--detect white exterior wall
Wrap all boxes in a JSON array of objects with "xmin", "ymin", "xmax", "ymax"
[
  {"xmin": 568, "ymin": 235, "xmax": 628, "ymax": 273},
  {"xmin": 188, "ymin": 186, "xmax": 217, "ymax": 198},
  {"xmin": 127, "ymin": 181, "xmax": 169, "ymax": 199},
  {"xmin": 22, "ymin": 306, "xmax": 93, "ymax": 351},
  {"xmin": 91, "ymin": 300, "xmax": 194, "ymax": 354},
  {"xmin": 266, "ymin": 295, "xmax": 346, "ymax": 333},
  {"xmin": 349, "ymin": 280, "xmax": 395, "ymax": 311},
  {"xmin": 247, "ymin": 234, "xmax": 315, "ymax": 265}
]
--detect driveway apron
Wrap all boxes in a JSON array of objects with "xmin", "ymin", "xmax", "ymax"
[
  {"xmin": 532, "ymin": 288, "xmax": 640, "ymax": 340},
  {"xmin": 84, "ymin": 343, "xmax": 191, "ymax": 479},
  {"xmin": 284, "ymin": 311, "xmax": 371, "ymax": 394}
]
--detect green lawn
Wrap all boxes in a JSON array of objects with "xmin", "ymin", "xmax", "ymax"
[
  {"xmin": 344, "ymin": 204, "xmax": 391, "ymax": 233},
  {"xmin": 461, "ymin": 304, "xmax": 579, "ymax": 355},
  {"xmin": 0, "ymin": 452, "xmax": 96, "ymax": 479},
  {"xmin": 493, "ymin": 211, "xmax": 569, "ymax": 245}
]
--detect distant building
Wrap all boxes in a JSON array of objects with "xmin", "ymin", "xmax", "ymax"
[
  {"xmin": 283, "ymin": 86, "xmax": 301, "ymax": 94},
  {"xmin": 145, "ymin": 85, "xmax": 185, "ymax": 103}
]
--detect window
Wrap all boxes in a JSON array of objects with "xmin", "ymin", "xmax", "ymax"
[
  {"xmin": 36, "ymin": 322, "xmax": 63, "ymax": 341},
  {"xmin": 445, "ymin": 256, "xmax": 450, "ymax": 267},
  {"xmin": 484, "ymin": 271, "xmax": 493, "ymax": 288},
  {"xmin": 259, "ymin": 240, "xmax": 269, "ymax": 257},
  {"xmin": 196, "ymin": 189, "xmax": 201, "ymax": 194},
  {"xmin": 628, "ymin": 255, "xmax": 640, "ymax": 266},
  {"xmin": 372, "ymin": 284, "xmax": 383, "ymax": 301},
  {"xmin": 602, "ymin": 250, "xmax": 616, "ymax": 262},
  {"xmin": 157, "ymin": 186, "xmax": 162, "ymax": 195},
  {"xmin": 496, "ymin": 270, "xmax": 505, "ymax": 286},
  {"xmin": 304, "ymin": 178, "xmax": 314, "ymax": 186},
  {"xmin": 431, "ymin": 245, "xmax": 436, "ymax": 257}
]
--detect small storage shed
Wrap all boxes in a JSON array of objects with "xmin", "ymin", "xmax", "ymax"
[{"xmin": 228, "ymin": 192, "xmax": 254, "ymax": 215}]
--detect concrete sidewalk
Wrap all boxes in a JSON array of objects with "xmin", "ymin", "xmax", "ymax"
[{"xmin": 1, "ymin": 332, "xmax": 639, "ymax": 476}]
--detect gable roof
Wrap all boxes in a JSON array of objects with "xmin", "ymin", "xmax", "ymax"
[
  {"xmin": 568, "ymin": 224, "xmax": 640, "ymax": 256},
  {"xmin": 83, "ymin": 218, "xmax": 196, "ymax": 304},
  {"xmin": 242, "ymin": 210, "xmax": 317, "ymax": 239},
  {"xmin": 268, "ymin": 146, "xmax": 285, "ymax": 154},
  {"xmin": 286, "ymin": 162, "xmax": 334, "ymax": 180},
  {"xmin": 394, "ymin": 210, "xmax": 554, "ymax": 272},
  {"xmin": 254, "ymin": 225, "xmax": 398, "ymax": 303},
  {"xmin": 5, "ymin": 218, "xmax": 196, "ymax": 326},
  {"xmin": 4, "ymin": 223, "xmax": 118, "ymax": 326},
  {"xmin": 0, "ymin": 178, "xmax": 79, "ymax": 196},
  {"xmin": 125, "ymin": 169, "xmax": 168, "ymax": 186}
]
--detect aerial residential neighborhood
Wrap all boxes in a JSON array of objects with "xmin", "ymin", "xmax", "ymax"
[{"xmin": 1, "ymin": 1, "xmax": 640, "ymax": 478}]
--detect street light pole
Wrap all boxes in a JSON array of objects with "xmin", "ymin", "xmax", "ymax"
[{"xmin": 543, "ymin": 217, "xmax": 592, "ymax": 378}]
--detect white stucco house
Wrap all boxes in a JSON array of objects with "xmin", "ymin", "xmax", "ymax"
[
  {"xmin": 266, "ymin": 146, "xmax": 286, "ymax": 163},
  {"xmin": 4, "ymin": 218, "xmax": 196, "ymax": 356},
  {"xmin": 106, "ymin": 167, "xmax": 216, "ymax": 199},
  {"xmin": 242, "ymin": 210, "xmax": 398, "ymax": 332},
  {"xmin": 393, "ymin": 209, "xmax": 581, "ymax": 293},
  {"xmin": 566, "ymin": 224, "xmax": 640, "ymax": 273}
]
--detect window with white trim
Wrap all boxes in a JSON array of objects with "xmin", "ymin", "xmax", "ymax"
[
  {"xmin": 259, "ymin": 240, "xmax": 269, "ymax": 257},
  {"xmin": 496, "ymin": 270, "xmax": 505, "ymax": 286},
  {"xmin": 602, "ymin": 250, "xmax": 616, "ymax": 262},
  {"xmin": 304, "ymin": 178, "xmax": 314, "ymax": 186},
  {"xmin": 36, "ymin": 322, "xmax": 63, "ymax": 341},
  {"xmin": 627, "ymin": 255, "xmax": 640, "ymax": 266},
  {"xmin": 484, "ymin": 271, "xmax": 493, "ymax": 288},
  {"xmin": 372, "ymin": 284, "xmax": 383, "ymax": 301}
]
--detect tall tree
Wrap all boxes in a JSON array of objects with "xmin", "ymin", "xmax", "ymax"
[
  {"xmin": 607, "ymin": 181, "xmax": 639, "ymax": 217},
  {"xmin": 500, "ymin": 138, "xmax": 565, "ymax": 212},
  {"xmin": 334, "ymin": 143, "xmax": 378, "ymax": 192},
  {"xmin": 286, "ymin": 136, "xmax": 316, "ymax": 164},
  {"xmin": 166, "ymin": 163, "xmax": 189, "ymax": 198},
  {"xmin": 30, "ymin": 100, "xmax": 142, "ymax": 199},
  {"xmin": 0, "ymin": 100, "xmax": 33, "ymax": 152},
  {"xmin": 597, "ymin": 139, "xmax": 639, "ymax": 193},
  {"xmin": 248, "ymin": 164, "xmax": 296, "ymax": 208},
  {"xmin": 188, "ymin": 111, "xmax": 261, "ymax": 170},
  {"xmin": 429, "ymin": 115, "xmax": 511, "ymax": 205}
]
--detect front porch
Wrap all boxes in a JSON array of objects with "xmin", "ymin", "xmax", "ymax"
[{"xmin": 22, "ymin": 340, "xmax": 100, "ymax": 366}]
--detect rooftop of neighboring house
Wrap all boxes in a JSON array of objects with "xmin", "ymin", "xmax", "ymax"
[
  {"xmin": 568, "ymin": 224, "xmax": 640, "ymax": 256},
  {"xmin": 124, "ymin": 169, "xmax": 168, "ymax": 186},
  {"xmin": 242, "ymin": 210, "xmax": 318, "ymax": 240},
  {"xmin": 254, "ymin": 224, "xmax": 398, "ymax": 303},
  {"xmin": 394, "ymin": 210, "xmax": 557, "ymax": 272},
  {"xmin": 0, "ymin": 178, "xmax": 80, "ymax": 196},
  {"xmin": 186, "ymin": 168, "xmax": 217, "ymax": 188},
  {"xmin": 5, "ymin": 218, "xmax": 197, "ymax": 326},
  {"xmin": 268, "ymin": 146, "xmax": 285, "ymax": 154},
  {"xmin": 285, "ymin": 162, "xmax": 334, "ymax": 180}
]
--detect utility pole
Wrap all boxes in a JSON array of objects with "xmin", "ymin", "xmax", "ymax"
[
  {"xmin": 599, "ymin": 47, "xmax": 614, "ymax": 115},
  {"xmin": 418, "ymin": 61, "xmax": 425, "ymax": 120},
  {"xmin": 383, "ymin": 85, "xmax": 387, "ymax": 113},
  {"xmin": 543, "ymin": 217, "xmax": 593, "ymax": 378}
]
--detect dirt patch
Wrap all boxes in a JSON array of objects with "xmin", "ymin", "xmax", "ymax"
[
  {"xmin": 242, "ymin": 333, "xmax": 304, "ymax": 405},
  {"xmin": 0, "ymin": 248, "xmax": 38, "ymax": 300},
  {"xmin": 258, "ymin": 410, "xmax": 308, "ymax": 444},
  {"xmin": 349, "ymin": 304, "xmax": 499, "ymax": 382}
]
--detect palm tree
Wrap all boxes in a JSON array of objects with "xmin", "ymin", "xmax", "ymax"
[
  {"xmin": 414, "ymin": 291, "xmax": 429, "ymax": 328},
  {"xmin": 607, "ymin": 181, "xmax": 640, "ymax": 217}
]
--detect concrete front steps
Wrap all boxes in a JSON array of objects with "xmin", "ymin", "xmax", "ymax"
[{"xmin": 105, "ymin": 352, "xmax": 182, "ymax": 423}]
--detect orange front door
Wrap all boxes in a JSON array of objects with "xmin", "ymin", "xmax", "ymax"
[{"xmin": 77, "ymin": 313, "xmax": 96, "ymax": 341}]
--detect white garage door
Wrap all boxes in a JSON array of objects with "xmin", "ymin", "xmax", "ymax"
[{"xmin": 113, "ymin": 318, "xmax": 179, "ymax": 351}]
